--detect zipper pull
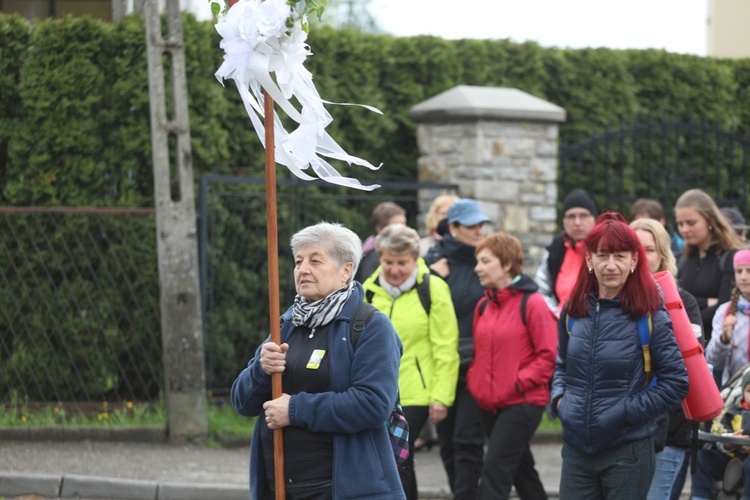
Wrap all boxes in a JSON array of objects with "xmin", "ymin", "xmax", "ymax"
[{"xmin": 309, "ymin": 328, "xmax": 316, "ymax": 339}]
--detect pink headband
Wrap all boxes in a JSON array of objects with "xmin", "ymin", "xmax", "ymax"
[{"xmin": 734, "ymin": 249, "xmax": 750, "ymax": 269}]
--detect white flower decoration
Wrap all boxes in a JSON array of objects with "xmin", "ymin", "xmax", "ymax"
[
  {"xmin": 256, "ymin": 0, "xmax": 289, "ymax": 37},
  {"xmin": 214, "ymin": 0, "xmax": 382, "ymax": 190}
]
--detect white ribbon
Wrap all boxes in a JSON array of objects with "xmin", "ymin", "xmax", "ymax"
[{"xmin": 214, "ymin": 0, "xmax": 382, "ymax": 190}]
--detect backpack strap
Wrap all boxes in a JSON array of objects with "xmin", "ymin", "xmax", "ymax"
[
  {"xmin": 566, "ymin": 311, "xmax": 574, "ymax": 336},
  {"xmin": 520, "ymin": 292, "xmax": 531, "ymax": 327},
  {"xmin": 350, "ymin": 302, "xmax": 378, "ymax": 350},
  {"xmin": 417, "ymin": 272, "xmax": 431, "ymax": 315},
  {"xmin": 566, "ymin": 311, "xmax": 654, "ymax": 386},
  {"xmin": 637, "ymin": 313, "xmax": 655, "ymax": 387},
  {"xmin": 477, "ymin": 291, "xmax": 531, "ymax": 326},
  {"xmin": 478, "ymin": 297, "xmax": 489, "ymax": 317}
]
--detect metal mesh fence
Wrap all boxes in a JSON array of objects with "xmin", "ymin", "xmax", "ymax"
[
  {"xmin": 0, "ymin": 207, "xmax": 161, "ymax": 405},
  {"xmin": 0, "ymin": 180, "xmax": 459, "ymax": 405},
  {"xmin": 559, "ymin": 119, "xmax": 750, "ymax": 220},
  {"xmin": 199, "ymin": 176, "xmax": 460, "ymax": 394}
]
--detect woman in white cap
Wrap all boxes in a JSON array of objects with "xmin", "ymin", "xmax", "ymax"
[{"xmin": 424, "ymin": 198, "xmax": 490, "ymax": 500}]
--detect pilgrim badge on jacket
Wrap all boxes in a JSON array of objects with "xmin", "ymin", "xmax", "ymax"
[{"xmin": 306, "ymin": 349, "xmax": 326, "ymax": 369}]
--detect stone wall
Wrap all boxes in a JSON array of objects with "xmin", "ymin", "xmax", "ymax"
[{"xmin": 410, "ymin": 86, "xmax": 565, "ymax": 274}]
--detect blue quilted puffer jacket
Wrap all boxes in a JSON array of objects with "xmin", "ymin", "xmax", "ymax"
[{"xmin": 550, "ymin": 294, "xmax": 688, "ymax": 454}]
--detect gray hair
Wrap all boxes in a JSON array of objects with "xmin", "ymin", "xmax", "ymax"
[
  {"xmin": 290, "ymin": 222, "xmax": 362, "ymax": 282},
  {"xmin": 375, "ymin": 223, "xmax": 420, "ymax": 259}
]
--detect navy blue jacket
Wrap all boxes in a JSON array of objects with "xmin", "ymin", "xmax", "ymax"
[
  {"xmin": 231, "ymin": 283, "xmax": 406, "ymax": 499},
  {"xmin": 550, "ymin": 295, "xmax": 688, "ymax": 454},
  {"xmin": 424, "ymin": 235, "xmax": 484, "ymax": 371}
]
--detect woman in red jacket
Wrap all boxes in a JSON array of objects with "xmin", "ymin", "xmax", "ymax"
[{"xmin": 468, "ymin": 231, "xmax": 558, "ymax": 500}]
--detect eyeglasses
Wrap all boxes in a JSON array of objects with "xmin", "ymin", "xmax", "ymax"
[{"xmin": 563, "ymin": 213, "xmax": 594, "ymax": 222}]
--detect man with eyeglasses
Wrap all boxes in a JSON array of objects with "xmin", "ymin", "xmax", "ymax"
[{"xmin": 535, "ymin": 188, "xmax": 598, "ymax": 316}]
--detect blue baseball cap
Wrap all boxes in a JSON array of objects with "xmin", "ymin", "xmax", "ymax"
[{"xmin": 447, "ymin": 199, "xmax": 490, "ymax": 226}]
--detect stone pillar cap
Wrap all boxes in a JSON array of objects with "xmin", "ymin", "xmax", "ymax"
[{"xmin": 409, "ymin": 85, "xmax": 566, "ymax": 123}]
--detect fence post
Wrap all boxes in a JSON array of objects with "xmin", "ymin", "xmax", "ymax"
[
  {"xmin": 409, "ymin": 86, "xmax": 566, "ymax": 274},
  {"xmin": 144, "ymin": 0, "xmax": 208, "ymax": 441}
]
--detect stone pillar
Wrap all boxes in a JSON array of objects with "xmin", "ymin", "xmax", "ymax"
[{"xmin": 409, "ymin": 86, "xmax": 566, "ymax": 274}]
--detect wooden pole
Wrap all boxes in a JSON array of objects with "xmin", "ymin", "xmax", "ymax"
[
  {"xmin": 264, "ymin": 89, "xmax": 285, "ymax": 499},
  {"xmin": 224, "ymin": 1, "xmax": 283, "ymax": 495}
]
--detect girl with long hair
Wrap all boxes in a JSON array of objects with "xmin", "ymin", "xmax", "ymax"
[
  {"xmin": 675, "ymin": 189, "xmax": 742, "ymax": 341},
  {"xmin": 705, "ymin": 248, "xmax": 750, "ymax": 386}
]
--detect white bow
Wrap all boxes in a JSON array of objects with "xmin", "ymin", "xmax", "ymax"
[{"xmin": 214, "ymin": 0, "xmax": 383, "ymax": 190}]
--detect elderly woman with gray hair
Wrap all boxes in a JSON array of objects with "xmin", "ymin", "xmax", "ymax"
[
  {"xmin": 231, "ymin": 222, "xmax": 405, "ymax": 500},
  {"xmin": 362, "ymin": 223, "xmax": 460, "ymax": 500}
]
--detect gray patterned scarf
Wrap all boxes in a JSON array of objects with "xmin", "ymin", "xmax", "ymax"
[{"xmin": 291, "ymin": 282, "xmax": 354, "ymax": 329}]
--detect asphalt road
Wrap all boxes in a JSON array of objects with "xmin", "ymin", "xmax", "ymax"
[{"xmin": 0, "ymin": 437, "xmax": 694, "ymax": 499}]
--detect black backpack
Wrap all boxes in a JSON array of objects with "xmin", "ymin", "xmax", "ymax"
[{"xmin": 349, "ymin": 302, "xmax": 410, "ymax": 470}]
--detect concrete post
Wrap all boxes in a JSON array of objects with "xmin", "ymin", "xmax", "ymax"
[
  {"xmin": 144, "ymin": 0, "xmax": 208, "ymax": 442},
  {"xmin": 409, "ymin": 86, "xmax": 566, "ymax": 274}
]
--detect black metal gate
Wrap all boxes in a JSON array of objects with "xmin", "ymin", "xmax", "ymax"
[
  {"xmin": 197, "ymin": 175, "xmax": 459, "ymax": 393},
  {"xmin": 558, "ymin": 119, "xmax": 750, "ymax": 221}
]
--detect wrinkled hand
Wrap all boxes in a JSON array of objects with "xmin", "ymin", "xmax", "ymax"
[
  {"xmin": 260, "ymin": 341, "xmax": 289, "ymax": 375},
  {"xmin": 263, "ymin": 394, "xmax": 291, "ymax": 429},
  {"xmin": 721, "ymin": 313, "xmax": 737, "ymax": 344},
  {"xmin": 429, "ymin": 402, "xmax": 448, "ymax": 425},
  {"xmin": 429, "ymin": 258, "xmax": 450, "ymax": 278}
]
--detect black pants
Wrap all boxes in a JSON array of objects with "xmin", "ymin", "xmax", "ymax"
[
  {"xmin": 265, "ymin": 479, "xmax": 331, "ymax": 500},
  {"xmin": 436, "ymin": 379, "xmax": 485, "ymax": 500},
  {"xmin": 399, "ymin": 405, "xmax": 429, "ymax": 500},
  {"xmin": 478, "ymin": 403, "xmax": 547, "ymax": 500}
]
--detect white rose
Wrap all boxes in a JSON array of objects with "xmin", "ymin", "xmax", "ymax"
[{"xmin": 257, "ymin": 0, "xmax": 291, "ymax": 38}]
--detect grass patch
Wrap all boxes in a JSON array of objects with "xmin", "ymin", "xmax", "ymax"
[
  {"xmin": 0, "ymin": 396, "xmax": 256, "ymax": 445},
  {"xmin": 537, "ymin": 414, "xmax": 562, "ymax": 432},
  {"xmin": 208, "ymin": 400, "xmax": 255, "ymax": 441},
  {"xmin": 0, "ymin": 400, "xmax": 165, "ymax": 426}
]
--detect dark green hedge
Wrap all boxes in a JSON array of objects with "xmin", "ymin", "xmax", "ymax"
[
  {"xmin": 2, "ymin": 12, "xmax": 750, "ymax": 400},
  {"xmin": 2, "ymin": 13, "xmax": 749, "ymax": 206}
]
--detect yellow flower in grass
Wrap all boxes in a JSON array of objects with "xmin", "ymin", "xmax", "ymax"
[
  {"xmin": 98, "ymin": 413, "xmax": 109, "ymax": 421},
  {"xmin": 126, "ymin": 401, "xmax": 134, "ymax": 410}
]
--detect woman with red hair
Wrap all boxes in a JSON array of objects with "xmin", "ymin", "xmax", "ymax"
[{"xmin": 550, "ymin": 212, "xmax": 689, "ymax": 499}]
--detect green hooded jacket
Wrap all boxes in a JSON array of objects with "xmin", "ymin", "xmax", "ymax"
[{"xmin": 362, "ymin": 258, "xmax": 460, "ymax": 407}]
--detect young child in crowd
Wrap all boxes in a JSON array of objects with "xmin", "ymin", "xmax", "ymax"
[
  {"xmin": 706, "ymin": 248, "xmax": 750, "ymax": 387},
  {"xmin": 692, "ymin": 370, "xmax": 750, "ymax": 499}
]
